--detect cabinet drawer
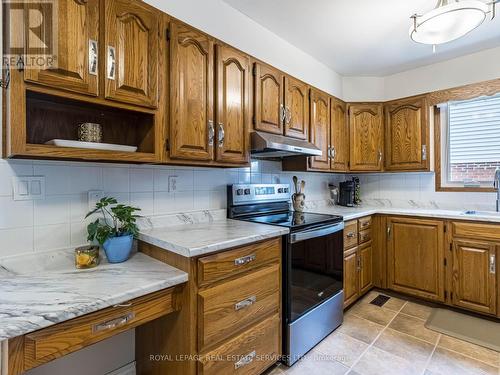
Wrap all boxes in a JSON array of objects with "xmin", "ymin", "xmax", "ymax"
[
  {"xmin": 358, "ymin": 216, "xmax": 372, "ymax": 230},
  {"xmin": 344, "ymin": 220, "xmax": 358, "ymax": 250},
  {"xmin": 359, "ymin": 229, "xmax": 371, "ymax": 244},
  {"xmin": 198, "ymin": 264, "xmax": 279, "ymax": 350},
  {"xmin": 24, "ymin": 287, "xmax": 180, "ymax": 370},
  {"xmin": 197, "ymin": 238, "xmax": 280, "ymax": 286},
  {"xmin": 199, "ymin": 314, "xmax": 280, "ymax": 375},
  {"xmin": 453, "ymin": 222, "xmax": 500, "ymax": 242}
]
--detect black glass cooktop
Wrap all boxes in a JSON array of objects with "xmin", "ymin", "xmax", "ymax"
[{"xmin": 241, "ymin": 211, "xmax": 343, "ymax": 230}]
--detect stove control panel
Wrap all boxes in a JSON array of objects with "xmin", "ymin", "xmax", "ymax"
[{"xmin": 228, "ymin": 184, "xmax": 291, "ymax": 205}]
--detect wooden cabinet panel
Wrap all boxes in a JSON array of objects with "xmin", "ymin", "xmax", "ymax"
[
  {"xmin": 284, "ymin": 76, "xmax": 309, "ymax": 140},
  {"xmin": 253, "ymin": 63, "xmax": 284, "ymax": 135},
  {"xmin": 198, "ymin": 264, "xmax": 280, "ymax": 350},
  {"xmin": 215, "ymin": 44, "xmax": 250, "ymax": 164},
  {"xmin": 385, "ymin": 96, "xmax": 429, "ymax": 171},
  {"xmin": 104, "ymin": 0, "xmax": 159, "ymax": 107},
  {"xmin": 344, "ymin": 220, "xmax": 358, "ymax": 250},
  {"xmin": 359, "ymin": 242, "xmax": 373, "ymax": 294},
  {"xmin": 343, "ymin": 247, "xmax": 359, "ymax": 308},
  {"xmin": 330, "ymin": 98, "xmax": 348, "ymax": 172},
  {"xmin": 348, "ymin": 103, "xmax": 384, "ymax": 171},
  {"xmin": 169, "ymin": 22, "xmax": 214, "ymax": 161},
  {"xmin": 387, "ymin": 217, "xmax": 445, "ymax": 302},
  {"xmin": 359, "ymin": 229, "xmax": 371, "ymax": 244},
  {"xmin": 309, "ymin": 88, "xmax": 330, "ymax": 170},
  {"xmin": 358, "ymin": 216, "xmax": 372, "ymax": 230},
  {"xmin": 24, "ymin": 0, "xmax": 100, "ymax": 96},
  {"xmin": 453, "ymin": 222, "xmax": 500, "ymax": 242},
  {"xmin": 452, "ymin": 240, "xmax": 496, "ymax": 315}
]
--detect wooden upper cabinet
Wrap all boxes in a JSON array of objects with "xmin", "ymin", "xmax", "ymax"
[
  {"xmin": 309, "ymin": 88, "xmax": 330, "ymax": 170},
  {"xmin": 349, "ymin": 103, "xmax": 384, "ymax": 171},
  {"xmin": 215, "ymin": 44, "xmax": 250, "ymax": 164},
  {"xmin": 104, "ymin": 0, "xmax": 159, "ymax": 108},
  {"xmin": 253, "ymin": 63, "xmax": 285, "ymax": 135},
  {"xmin": 169, "ymin": 22, "xmax": 214, "ymax": 161},
  {"xmin": 330, "ymin": 98, "xmax": 348, "ymax": 172},
  {"xmin": 387, "ymin": 217, "xmax": 445, "ymax": 302},
  {"xmin": 385, "ymin": 95, "xmax": 429, "ymax": 171},
  {"xmin": 24, "ymin": 0, "xmax": 99, "ymax": 96},
  {"xmin": 452, "ymin": 240, "xmax": 497, "ymax": 315},
  {"xmin": 284, "ymin": 76, "xmax": 309, "ymax": 140}
]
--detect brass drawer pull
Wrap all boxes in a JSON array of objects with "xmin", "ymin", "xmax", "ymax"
[
  {"xmin": 234, "ymin": 350, "xmax": 256, "ymax": 369},
  {"xmin": 235, "ymin": 296, "xmax": 256, "ymax": 311},
  {"xmin": 113, "ymin": 302, "xmax": 132, "ymax": 308},
  {"xmin": 347, "ymin": 232, "xmax": 356, "ymax": 238},
  {"xmin": 361, "ymin": 221, "xmax": 370, "ymax": 228},
  {"xmin": 92, "ymin": 312, "xmax": 135, "ymax": 333},
  {"xmin": 234, "ymin": 254, "xmax": 256, "ymax": 266},
  {"xmin": 490, "ymin": 254, "xmax": 496, "ymax": 274}
]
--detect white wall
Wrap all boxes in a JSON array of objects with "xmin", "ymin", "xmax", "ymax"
[
  {"xmin": 144, "ymin": 0, "xmax": 343, "ymax": 97},
  {"xmin": 342, "ymin": 77, "xmax": 385, "ymax": 102}
]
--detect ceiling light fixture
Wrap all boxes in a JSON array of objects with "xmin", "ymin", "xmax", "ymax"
[{"xmin": 410, "ymin": 0, "xmax": 498, "ymax": 49}]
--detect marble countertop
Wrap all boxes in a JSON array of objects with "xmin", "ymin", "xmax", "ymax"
[
  {"xmin": 0, "ymin": 251, "xmax": 187, "ymax": 341},
  {"xmin": 139, "ymin": 218, "xmax": 289, "ymax": 257}
]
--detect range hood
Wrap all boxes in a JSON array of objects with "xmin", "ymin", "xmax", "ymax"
[{"xmin": 250, "ymin": 131, "xmax": 322, "ymax": 159}]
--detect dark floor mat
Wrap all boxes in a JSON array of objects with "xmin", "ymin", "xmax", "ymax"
[{"xmin": 370, "ymin": 294, "xmax": 390, "ymax": 307}]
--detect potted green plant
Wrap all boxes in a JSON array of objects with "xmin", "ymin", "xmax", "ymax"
[{"xmin": 86, "ymin": 197, "xmax": 141, "ymax": 263}]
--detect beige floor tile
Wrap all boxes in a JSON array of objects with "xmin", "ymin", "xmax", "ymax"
[
  {"xmin": 427, "ymin": 347, "xmax": 498, "ymax": 375},
  {"xmin": 401, "ymin": 301, "xmax": 434, "ymax": 320},
  {"xmin": 373, "ymin": 328, "xmax": 435, "ymax": 370},
  {"xmin": 359, "ymin": 291, "xmax": 407, "ymax": 312},
  {"xmin": 348, "ymin": 301, "xmax": 398, "ymax": 326},
  {"xmin": 389, "ymin": 312, "xmax": 440, "ymax": 344},
  {"xmin": 283, "ymin": 349, "xmax": 349, "ymax": 375},
  {"xmin": 438, "ymin": 334, "xmax": 500, "ymax": 368},
  {"xmin": 337, "ymin": 314, "xmax": 385, "ymax": 344},
  {"xmin": 314, "ymin": 331, "xmax": 369, "ymax": 367},
  {"xmin": 352, "ymin": 346, "xmax": 421, "ymax": 375}
]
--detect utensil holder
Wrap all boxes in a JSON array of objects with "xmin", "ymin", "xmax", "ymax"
[{"xmin": 292, "ymin": 193, "xmax": 305, "ymax": 212}]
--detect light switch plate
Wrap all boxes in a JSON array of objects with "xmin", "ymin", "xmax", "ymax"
[
  {"xmin": 13, "ymin": 176, "xmax": 45, "ymax": 200},
  {"xmin": 88, "ymin": 190, "xmax": 104, "ymax": 210}
]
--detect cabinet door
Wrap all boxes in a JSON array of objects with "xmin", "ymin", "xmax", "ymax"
[
  {"xmin": 104, "ymin": 0, "xmax": 159, "ymax": 108},
  {"xmin": 215, "ymin": 44, "xmax": 250, "ymax": 164},
  {"xmin": 385, "ymin": 96, "xmax": 429, "ymax": 171},
  {"xmin": 24, "ymin": 0, "xmax": 99, "ymax": 96},
  {"xmin": 452, "ymin": 240, "xmax": 496, "ymax": 315},
  {"xmin": 309, "ymin": 89, "xmax": 330, "ymax": 170},
  {"xmin": 253, "ymin": 63, "xmax": 284, "ymax": 135},
  {"xmin": 387, "ymin": 217, "xmax": 445, "ymax": 302},
  {"xmin": 344, "ymin": 248, "xmax": 359, "ymax": 308},
  {"xmin": 284, "ymin": 76, "xmax": 309, "ymax": 140},
  {"xmin": 359, "ymin": 242, "xmax": 373, "ymax": 295},
  {"xmin": 349, "ymin": 104, "xmax": 384, "ymax": 171},
  {"xmin": 169, "ymin": 22, "xmax": 214, "ymax": 161},
  {"xmin": 330, "ymin": 98, "xmax": 348, "ymax": 172}
]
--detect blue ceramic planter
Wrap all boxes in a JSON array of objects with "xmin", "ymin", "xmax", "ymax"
[{"xmin": 103, "ymin": 234, "xmax": 133, "ymax": 263}]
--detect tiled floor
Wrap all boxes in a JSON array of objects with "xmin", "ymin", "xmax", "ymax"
[{"xmin": 266, "ymin": 291, "xmax": 500, "ymax": 375}]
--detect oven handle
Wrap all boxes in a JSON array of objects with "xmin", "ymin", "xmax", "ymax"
[{"xmin": 290, "ymin": 222, "xmax": 344, "ymax": 243}]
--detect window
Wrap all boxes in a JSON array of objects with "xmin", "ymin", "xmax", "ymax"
[{"xmin": 439, "ymin": 94, "xmax": 500, "ymax": 189}]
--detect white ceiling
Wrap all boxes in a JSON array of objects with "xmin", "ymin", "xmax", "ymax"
[{"xmin": 223, "ymin": 0, "xmax": 500, "ymax": 76}]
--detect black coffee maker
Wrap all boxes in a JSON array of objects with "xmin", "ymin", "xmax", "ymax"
[{"xmin": 338, "ymin": 177, "xmax": 360, "ymax": 207}]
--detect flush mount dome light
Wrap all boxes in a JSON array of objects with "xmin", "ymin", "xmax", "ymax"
[{"xmin": 410, "ymin": 0, "xmax": 495, "ymax": 45}]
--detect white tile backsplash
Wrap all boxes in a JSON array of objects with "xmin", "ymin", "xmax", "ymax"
[{"xmin": 0, "ymin": 158, "xmax": 494, "ymax": 258}]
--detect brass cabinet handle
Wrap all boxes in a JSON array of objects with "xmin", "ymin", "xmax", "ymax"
[
  {"xmin": 378, "ymin": 150, "xmax": 383, "ymax": 164},
  {"xmin": 331, "ymin": 146, "xmax": 336, "ymax": 160},
  {"xmin": 234, "ymin": 350, "xmax": 256, "ymax": 369},
  {"xmin": 347, "ymin": 232, "xmax": 356, "ymax": 238},
  {"xmin": 218, "ymin": 123, "xmax": 225, "ymax": 148},
  {"xmin": 422, "ymin": 145, "xmax": 427, "ymax": 161},
  {"xmin": 208, "ymin": 120, "xmax": 215, "ymax": 146},
  {"xmin": 387, "ymin": 225, "xmax": 392, "ymax": 238},
  {"xmin": 490, "ymin": 254, "xmax": 496, "ymax": 274},
  {"xmin": 89, "ymin": 39, "xmax": 98, "ymax": 76},
  {"xmin": 361, "ymin": 221, "xmax": 370, "ymax": 228},
  {"xmin": 113, "ymin": 302, "xmax": 132, "ymax": 308},
  {"xmin": 285, "ymin": 106, "xmax": 292, "ymax": 124},
  {"xmin": 234, "ymin": 254, "xmax": 256, "ymax": 266},
  {"xmin": 107, "ymin": 45, "xmax": 116, "ymax": 80},
  {"xmin": 235, "ymin": 295, "xmax": 256, "ymax": 311},
  {"xmin": 280, "ymin": 104, "xmax": 286, "ymax": 124},
  {"xmin": 93, "ymin": 312, "xmax": 135, "ymax": 333}
]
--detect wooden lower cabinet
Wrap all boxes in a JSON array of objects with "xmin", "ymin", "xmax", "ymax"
[
  {"xmin": 343, "ymin": 247, "xmax": 359, "ymax": 307},
  {"xmin": 359, "ymin": 242, "xmax": 373, "ymax": 295}
]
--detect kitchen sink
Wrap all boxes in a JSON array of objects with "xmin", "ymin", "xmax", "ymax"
[
  {"xmin": 462, "ymin": 210, "xmax": 500, "ymax": 216},
  {"xmin": 0, "ymin": 249, "xmax": 75, "ymax": 275}
]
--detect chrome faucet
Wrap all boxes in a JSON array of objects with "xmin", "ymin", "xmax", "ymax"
[{"xmin": 495, "ymin": 169, "xmax": 500, "ymax": 212}]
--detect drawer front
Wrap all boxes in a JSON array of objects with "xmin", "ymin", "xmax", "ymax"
[
  {"xmin": 199, "ymin": 314, "xmax": 280, "ymax": 375},
  {"xmin": 344, "ymin": 220, "xmax": 358, "ymax": 250},
  {"xmin": 453, "ymin": 222, "xmax": 500, "ymax": 242},
  {"xmin": 24, "ymin": 287, "xmax": 179, "ymax": 370},
  {"xmin": 198, "ymin": 238, "xmax": 281, "ymax": 287},
  {"xmin": 359, "ymin": 229, "xmax": 372, "ymax": 244},
  {"xmin": 358, "ymin": 216, "xmax": 372, "ymax": 230},
  {"xmin": 198, "ymin": 264, "xmax": 279, "ymax": 350}
]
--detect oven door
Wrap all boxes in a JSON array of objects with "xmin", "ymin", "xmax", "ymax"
[{"xmin": 285, "ymin": 222, "xmax": 344, "ymax": 323}]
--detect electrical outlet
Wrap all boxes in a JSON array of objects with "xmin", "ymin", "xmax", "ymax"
[
  {"xmin": 88, "ymin": 190, "xmax": 104, "ymax": 210},
  {"xmin": 168, "ymin": 175, "xmax": 178, "ymax": 192},
  {"xmin": 13, "ymin": 176, "xmax": 45, "ymax": 200}
]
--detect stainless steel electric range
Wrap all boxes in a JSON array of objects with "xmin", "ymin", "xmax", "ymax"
[{"xmin": 227, "ymin": 184, "xmax": 344, "ymax": 366}]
